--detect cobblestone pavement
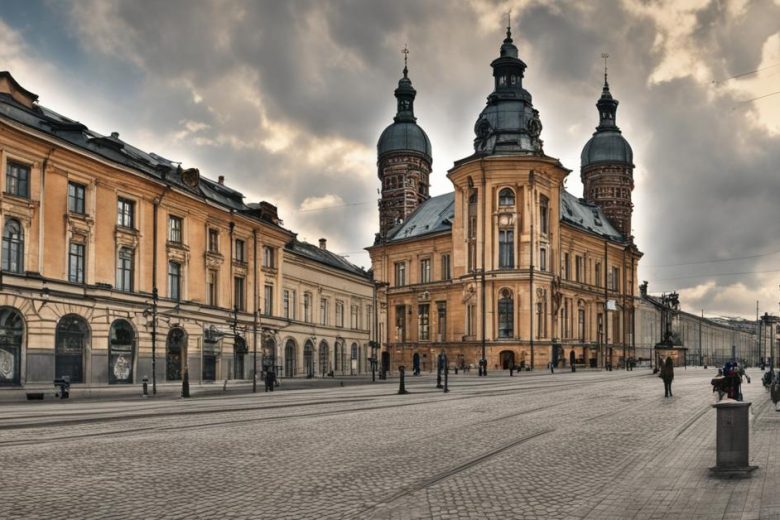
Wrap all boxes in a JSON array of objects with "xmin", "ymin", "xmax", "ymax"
[{"xmin": 1, "ymin": 368, "xmax": 777, "ymax": 519}]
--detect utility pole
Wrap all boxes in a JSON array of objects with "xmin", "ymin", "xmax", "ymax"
[{"xmin": 699, "ymin": 309, "xmax": 703, "ymax": 367}]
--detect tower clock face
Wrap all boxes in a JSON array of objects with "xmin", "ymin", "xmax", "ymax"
[{"xmin": 182, "ymin": 169, "xmax": 199, "ymax": 188}]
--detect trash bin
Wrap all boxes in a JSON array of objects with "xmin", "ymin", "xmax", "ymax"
[{"xmin": 709, "ymin": 400, "xmax": 757, "ymax": 477}]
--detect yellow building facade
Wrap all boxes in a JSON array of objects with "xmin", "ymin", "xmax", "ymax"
[
  {"xmin": 0, "ymin": 71, "xmax": 372, "ymax": 389},
  {"xmin": 369, "ymin": 29, "xmax": 642, "ymax": 372}
]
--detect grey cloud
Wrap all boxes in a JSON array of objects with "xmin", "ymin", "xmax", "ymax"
[{"xmin": 6, "ymin": 0, "xmax": 779, "ymax": 317}]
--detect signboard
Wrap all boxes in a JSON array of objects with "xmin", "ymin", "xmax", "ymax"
[{"xmin": 606, "ymin": 299, "xmax": 617, "ymax": 311}]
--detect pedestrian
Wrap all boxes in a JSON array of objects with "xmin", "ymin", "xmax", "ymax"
[
  {"xmin": 549, "ymin": 361, "xmax": 554, "ymax": 374},
  {"xmin": 661, "ymin": 356, "xmax": 674, "ymax": 397},
  {"xmin": 264, "ymin": 369, "xmax": 276, "ymax": 392}
]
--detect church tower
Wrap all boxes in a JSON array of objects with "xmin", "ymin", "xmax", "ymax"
[
  {"xmin": 581, "ymin": 62, "xmax": 635, "ymax": 240},
  {"xmin": 376, "ymin": 50, "xmax": 432, "ymax": 240}
]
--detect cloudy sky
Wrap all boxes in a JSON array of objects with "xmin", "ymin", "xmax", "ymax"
[{"xmin": 2, "ymin": 0, "xmax": 779, "ymax": 319}]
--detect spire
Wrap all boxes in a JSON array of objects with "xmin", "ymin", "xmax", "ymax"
[
  {"xmin": 394, "ymin": 44, "xmax": 416, "ymax": 123},
  {"xmin": 596, "ymin": 53, "xmax": 618, "ymax": 130},
  {"xmin": 504, "ymin": 9, "xmax": 512, "ymax": 43}
]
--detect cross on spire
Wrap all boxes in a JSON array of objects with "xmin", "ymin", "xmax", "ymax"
[
  {"xmin": 505, "ymin": 9, "xmax": 512, "ymax": 39},
  {"xmin": 402, "ymin": 44, "xmax": 409, "ymax": 77},
  {"xmin": 601, "ymin": 52, "xmax": 609, "ymax": 84}
]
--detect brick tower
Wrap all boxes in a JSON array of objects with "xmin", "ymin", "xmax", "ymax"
[
  {"xmin": 580, "ymin": 66, "xmax": 634, "ymax": 240},
  {"xmin": 376, "ymin": 51, "xmax": 432, "ymax": 240}
]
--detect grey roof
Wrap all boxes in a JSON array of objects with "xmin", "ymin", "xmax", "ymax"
[
  {"xmin": 385, "ymin": 192, "xmax": 455, "ymax": 243},
  {"xmin": 382, "ymin": 190, "xmax": 624, "ymax": 245},
  {"xmin": 0, "ymin": 83, "xmax": 286, "ymax": 230},
  {"xmin": 285, "ymin": 239, "xmax": 369, "ymax": 279},
  {"xmin": 560, "ymin": 190, "xmax": 625, "ymax": 242},
  {"xmin": 377, "ymin": 121, "xmax": 432, "ymax": 161},
  {"xmin": 581, "ymin": 131, "xmax": 633, "ymax": 168}
]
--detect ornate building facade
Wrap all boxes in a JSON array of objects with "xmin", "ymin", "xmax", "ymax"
[
  {"xmin": 368, "ymin": 28, "xmax": 643, "ymax": 372},
  {"xmin": 0, "ymin": 71, "xmax": 372, "ymax": 390}
]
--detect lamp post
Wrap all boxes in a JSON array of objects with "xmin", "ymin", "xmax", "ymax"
[{"xmin": 150, "ymin": 288, "xmax": 158, "ymax": 395}]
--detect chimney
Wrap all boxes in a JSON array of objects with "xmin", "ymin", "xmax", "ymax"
[
  {"xmin": 218, "ymin": 175, "xmax": 224, "ymax": 185},
  {"xmin": 110, "ymin": 132, "xmax": 120, "ymax": 139},
  {"xmin": 319, "ymin": 238, "xmax": 327, "ymax": 250}
]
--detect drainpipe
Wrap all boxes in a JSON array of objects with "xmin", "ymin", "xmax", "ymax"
[
  {"xmin": 480, "ymin": 164, "xmax": 487, "ymax": 375},
  {"xmin": 603, "ymin": 239, "xmax": 608, "ymax": 370},
  {"xmin": 151, "ymin": 198, "xmax": 159, "ymax": 395},
  {"xmin": 253, "ymin": 228, "xmax": 259, "ymax": 393}
]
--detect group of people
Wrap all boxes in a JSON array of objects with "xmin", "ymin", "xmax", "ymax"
[{"xmin": 710, "ymin": 360, "xmax": 750, "ymax": 401}]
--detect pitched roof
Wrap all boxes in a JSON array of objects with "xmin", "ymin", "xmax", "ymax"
[
  {"xmin": 0, "ymin": 77, "xmax": 285, "ymax": 230},
  {"xmin": 380, "ymin": 189, "xmax": 625, "ymax": 245},
  {"xmin": 559, "ymin": 190, "xmax": 625, "ymax": 242},
  {"xmin": 285, "ymin": 239, "xmax": 369, "ymax": 279},
  {"xmin": 384, "ymin": 192, "xmax": 455, "ymax": 243}
]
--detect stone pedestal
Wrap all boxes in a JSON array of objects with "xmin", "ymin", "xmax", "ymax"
[{"xmin": 710, "ymin": 401, "xmax": 758, "ymax": 477}]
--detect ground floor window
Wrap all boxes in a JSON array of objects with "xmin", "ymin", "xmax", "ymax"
[
  {"xmin": 56, "ymin": 314, "xmax": 89, "ymax": 383},
  {"xmin": 166, "ymin": 327, "xmax": 187, "ymax": 381},
  {"xmin": 108, "ymin": 319, "xmax": 134, "ymax": 384},
  {"xmin": 0, "ymin": 307, "xmax": 23, "ymax": 385},
  {"xmin": 284, "ymin": 340, "xmax": 296, "ymax": 377},
  {"xmin": 319, "ymin": 341, "xmax": 329, "ymax": 376}
]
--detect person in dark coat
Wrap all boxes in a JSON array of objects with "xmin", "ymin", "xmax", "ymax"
[
  {"xmin": 264, "ymin": 369, "xmax": 276, "ymax": 392},
  {"xmin": 661, "ymin": 357, "xmax": 674, "ymax": 397}
]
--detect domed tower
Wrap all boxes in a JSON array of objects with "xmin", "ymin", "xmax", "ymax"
[
  {"xmin": 376, "ymin": 50, "xmax": 432, "ymax": 239},
  {"xmin": 473, "ymin": 25, "xmax": 543, "ymax": 156},
  {"xmin": 581, "ymin": 63, "xmax": 634, "ymax": 239}
]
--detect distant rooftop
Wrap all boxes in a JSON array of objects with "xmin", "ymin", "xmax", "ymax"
[{"xmin": 285, "ymin": 239, "xmax": 369, "ymax": 279}]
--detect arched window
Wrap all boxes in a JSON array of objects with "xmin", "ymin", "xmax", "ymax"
[
  {"xmin": 109, "ymin": 320, "xmax": 135, "ymax": 384},
  {"xmin": 0, "ymin": 307, "xmax": 24, "ymax": 385},
  {"xmin": 498, "ymin": 289, "xmax": 513, "ymax": 339},
  {"xmin": 56, "ymin": 314, "xmax": 89, "ymax": 383},
  {"xmin": 351, "ymin": 343, "xmax": 359, "ymax": 375},
  {"xmin": 498, "ymin": 188, "xmax": 515, "ymax": 206},
  {"xmin": 2, "ymin": 219, "xmax": 23, "ymax": 273},
  {"xmin": 304, "ymin": 340, "xmax": 314, "ymax": 377},
  {"xmin": 284, "ymin": 339, "xmax": 296, "ymax": 378},
  {"xmin": 319, "ymin": 340, "xmax": 329, "ymax": 376}
]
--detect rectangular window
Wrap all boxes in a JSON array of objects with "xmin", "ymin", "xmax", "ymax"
[
  {"xmin": 394, "ymin": 261, "xmax": 406, "ymax": 287},
  {"xmin": 575, "ymin": 255, "xmax": 583, "ymax": 282},
  {"xmin": 367, "ymin": 305, "xmax": 373, "ymax": 335},
  {"xmin": 578, "ymin": 308, "xmax": 585, "ymax": 341},
  {"xmin": 420, "ymin": 258, "xmax": 431, "ymax": 283},
  {"xmin": 208, "ymin": 229, "xmax": 219, "ymax": 253},
  {"xmin": 539, "ymin": 248, "xmax": 547, "ymax": 271},
  {"xmin": 116, "ymin": 248, "xmax": 134, "ymax": 292},
  {"xmin": 468, "ymin": 242, "xmax": 477, "ymax": 272},
  {"xmin": 264, "ymin": 285, "xmax": 273, "ymax": 316},
  {"xmin": 540, "ymin": 195, "xmax": 549, "ymax": 234},
  {"xmin": 350, "ymin": 304, "xmax": 359, "ymax": 329},
  {"xmin": 207, "ymin": 269, "xmax": 218, "ymax": 306},
  {"xmin": 304, "ymin": 293, "xmax": 312, "ymax": 323},
  {"xmin": 5, "ymin": 161, "xmax": 29, "ymax": 198},
  {"xmin": 262, "ymin": 246, "xmax": 274, "ymax": 268},
  {"xmin": 168, "ymin": 216, "xmax": 183, "ymax": 243},
  {"xmin": 286, "ymin": 290, "xmax": 296, "ymax": 320},
  {"xmin": 68, "ymin": 242, "xmax": 85, "ymax": 283},
  {"xmin": 234, "ymin": 277, "xmax": 245, "ymax": 311},
  {"xmin": 418, "ymin": 304, "xmax": 430, "ymax": 341},
  {"xmin": 441, "ymin": 254, "xmax": 451, "ymax": 280},
  {"xmin": 320, "ymin": 298, "xmax": 328, "ymax": 325},
  {"xmin": 68, "ymin": 182, "xmax": 86, "ymax": 215},
  {"xmin": 168, "ymin": 261, "xmax": 181, "ymax": 300},
  {"xmin": 499, "ymin": 229, "xmax": 514, "ymax": 268},
  {"xmin": 116, "ymin": 197, "xmax": 135, "ymax": 228},
  {"xmin": 395, "ymin": 305, "xmax": 406, "ymax": 342},
  {"xmin": 436, "ymin": 301, "xmax": 447, "ymax": 341},
  {"xmin": 611, "ymin": 267, "xmax": 620, "ymax": 291},
  {"xmin": 595, "ymin": 262, "xmax": 602, "ymax": 288},
  {"xmin": 597, "ymin": 313, "xmax": 604, "ymax": 342},
  {"xmin": 563, "ymin": 252, "xmax": 570, "ymax": 280},
  {"xmin": 336, "ymin": 301, "xmax": 344, "ymax": 328},
  {"xmin": 234, "ymin": 239, "xmax": 246, "ymax": 262}
]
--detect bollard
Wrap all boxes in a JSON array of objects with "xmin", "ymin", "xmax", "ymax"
[
  {"xmin": 142, "ymin": 376, "xmax": 149, "ymax": 397},
  {"xmin": 398, "ymin": 366, "xmax": 409, "ymax": 395},
  {"xmin": 510, "ymin": 365, "xmax": 514, "ymax": 377},
  {"xmin": 443, "ymin": 363, "xmax": 449, "ymax": 393},
  {"xmin": 181, "ymin": 369, "xmax": 190, "ymax": 398},
  {"xmin": 710, "ymin": 401, "xmax": 757, "ymax": 477}
]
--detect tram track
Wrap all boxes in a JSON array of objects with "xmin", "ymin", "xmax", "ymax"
[
  {"xmin": 0, "ymin": 374, "xmax": 635, "ymax": 445},
  {"xmin": 354, "ymin": 428, "xmax": 556, "ymax": 519}
]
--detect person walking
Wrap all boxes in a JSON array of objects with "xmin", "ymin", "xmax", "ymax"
[
  {"xmin": 264, "ymin": 369, "xmax": 276, "ymax": 392},
  {"xmin": 661, "ymin": 356, "xmax": 674, "ymax": 398}
]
